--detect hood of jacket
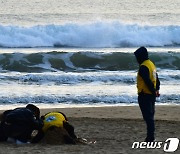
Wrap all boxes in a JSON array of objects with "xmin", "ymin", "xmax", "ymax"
[{"xmin": 134, "ymin": 47, "xmax": 149, "ymax": 64}]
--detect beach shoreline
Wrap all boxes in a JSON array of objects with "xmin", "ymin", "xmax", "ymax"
[
  {"xmin": 0, "ymin": 105, "xmax": 179, "ymax": 154},
  {"xmin": 1, "ymin": 105, "xmax": 180, "ymax": 121},
  {"xmin": 38, "ymin": 105, "xmax": 180, "ymax": 121}
]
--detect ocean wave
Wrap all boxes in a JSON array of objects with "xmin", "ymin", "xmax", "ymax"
[
  {"xmin": 0, "ymin": 51, "xmax": 179, "ymax": 72},
  {"xmin": 0, "ymin": 94, "xmax": 179, "ymax": 105},
  {"xmin": 0, "ymin": 22, "xmax": 180, "ymax": 48},
  {"xmin": 0, "ymin": 95, "xmax": 136, "ymax": 104},
  {"xmin": 1, "ymin": 69, "xmax": 180, "ymax": 85},
  {"xmin": 0, "ymin": 71, "xmax": 136, "ymax": 85}
]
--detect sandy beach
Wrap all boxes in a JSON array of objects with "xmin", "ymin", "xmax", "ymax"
[{"xmin": 0, "ymin": 105, "xmax": 180, "ymax": 154}]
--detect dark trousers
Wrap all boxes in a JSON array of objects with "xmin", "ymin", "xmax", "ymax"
[
  {"xmin": 0, "ymin": 123, "xmax": 8, "ymax": 141},
  {"xmin": 138, "ymin": 93, "xmax": 156, "ymax": 141},
  {"xmin": 0, "ymin": 122, "xmax": 32, "ymax": 142}
]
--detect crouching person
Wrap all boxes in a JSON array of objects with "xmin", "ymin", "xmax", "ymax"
[
  {"xmin": 0, "ymin": 104, "xmax": 43, "ymax": 144},
  {"xmin": 32, "ymin": 111, "xmax": 82, "ymax": 144}
]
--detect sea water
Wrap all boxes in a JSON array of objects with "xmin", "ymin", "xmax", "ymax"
[{"xmin": 0, "ymin": 0, "xmax": 180, "ymax": 109}]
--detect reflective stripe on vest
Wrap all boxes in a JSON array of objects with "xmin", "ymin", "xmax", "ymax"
[
  {"xmin": 42, "ymin": 112, "xmax": 67, "ymax": 132},
  {"xmin": 137, "ymin": 59, "xmax": 156, "ymax": 94}
]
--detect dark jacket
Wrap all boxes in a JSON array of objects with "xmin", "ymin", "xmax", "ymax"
[
  {"xmin": 3, "ymin": 108, "xmax": 43, "ymax": 130},
  {"xmin": 134, "ymin": 47, "xmax": 160, "ymax": 95}
]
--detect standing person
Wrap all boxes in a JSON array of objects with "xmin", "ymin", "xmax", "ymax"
[
  {"xmin": 134, "ymin": 47, "xmax": 160, "ymax": 142},
  {"xmin": 0, "ymin": 104, "xmax": 43, "ymax": 144}
]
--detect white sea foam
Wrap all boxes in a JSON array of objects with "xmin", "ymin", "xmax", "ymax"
[
  {"xmin": 0, "ymin": 22, "xmax": 180, "ymax": 48},
  {"xmin": 0, "ymin": 70, "xmax": 179, "ymax": 85},
  {"xmin": 0, "ymin": 69, "xmax": 180, "ymax": 106}
]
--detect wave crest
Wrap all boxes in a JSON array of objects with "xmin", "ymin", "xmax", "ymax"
[
  {"xmin": 0, "ymin": 51, "xmax": 179, "ymax": 72},
  {"xmin": 0, "ymin": 22, "xmax": 180, "ymax": 48}
]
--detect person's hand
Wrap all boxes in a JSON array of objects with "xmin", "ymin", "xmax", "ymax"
[{"xmin": 155, "ymin": 90, "xmax": 160, "ymax": 97}]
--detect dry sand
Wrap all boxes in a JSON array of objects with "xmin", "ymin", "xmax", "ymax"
[{"xmin": 0, "ymin": 105, "xmax": 180, "ymax": 154}]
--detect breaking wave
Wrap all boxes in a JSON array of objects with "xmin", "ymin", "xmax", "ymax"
[
  {"xmin": 0, "ymin": 51, "xmax": 179, "ymax": 72},
  {"xmin": 0, "ymin": 22, "xmax": 180, "ymax": 48}
]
